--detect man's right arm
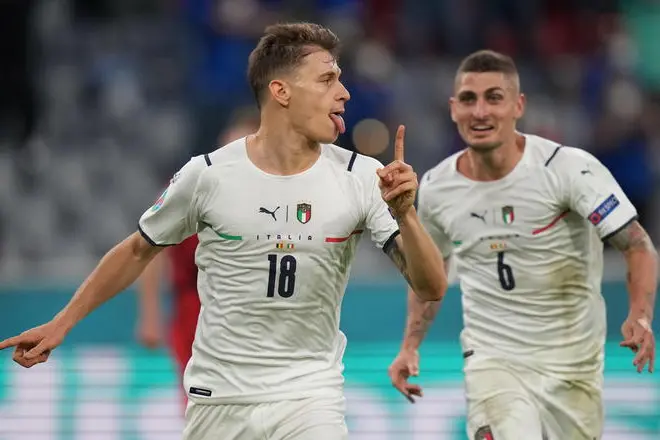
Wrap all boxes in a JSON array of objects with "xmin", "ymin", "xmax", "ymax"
[
  {"xmin": 0, "ymin": 156, "xmax": 206, "ymax": 365},
  {"xmin": 402, "ymin": 257, "xmax": 449, "ymax": 352},
  {"xmin": 0, "ymin": 232, "xmax": 164, "ymax": 365},
  {"xmin": 56, "ymin": 232, "xmax": 163, "ymax": 332}
]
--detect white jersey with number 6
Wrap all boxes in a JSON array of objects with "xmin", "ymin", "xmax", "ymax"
[
  {"xmin": 418, "ymin": 134, "xmax": 637, "ymax": 380},
  {"xmin": 138, "ymin": 138, "xmax": 399, "ymax": 404}
]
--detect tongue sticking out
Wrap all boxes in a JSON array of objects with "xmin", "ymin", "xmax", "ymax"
[{"xmin": 330, "ymin": 114, "xmax": 346, "ymax": 134}]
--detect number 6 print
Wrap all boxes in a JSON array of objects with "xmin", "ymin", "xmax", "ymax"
[{"xmin": 497, "ymin": 251, "xmax": 516, "ymax": 291}]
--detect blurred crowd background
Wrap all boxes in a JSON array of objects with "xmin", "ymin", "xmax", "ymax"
[{"xmin": 1, "ymin": 0, "xmax": 659, "ymax": 282}]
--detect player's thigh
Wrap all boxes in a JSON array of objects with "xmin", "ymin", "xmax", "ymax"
[
  {"xmin": 465, "ymin": 360, "xmax": 544, "ymax": 440},
  {"xmin": 268, "ymin": 394, "xmax": 348, "ymax": 440},
  {"xmin": 183, "ymin": 401, "xmax": 255, "ymax": 440},
  {"xmin": 539, "ymin": 377, "xmax": 603, "ymax": 440}
]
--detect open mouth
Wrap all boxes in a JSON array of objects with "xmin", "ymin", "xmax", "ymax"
[
  {"xmin": 329, "ymin": 111, "xmax": 346, "ymax": 134},
  {"xmin": 470, "ymin": 124, "xmax": 494, "ymax": 134}
]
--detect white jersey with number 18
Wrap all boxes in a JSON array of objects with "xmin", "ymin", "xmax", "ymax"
[
  {"xmin": 418, "ymin": 134, "xmax": 637, "ymax": 380},
  {"xmin": 138, "ymin": 138, "xmax": 399, "ymax": 404}
]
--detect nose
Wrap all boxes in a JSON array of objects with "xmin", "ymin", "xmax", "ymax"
[
  {"xmin": 472, "ymin": 98, "xmax": 489, "ymax": 119},
  {"xmin": 338, "ymin": 81, "xmax": 351, "ymax": 102}
]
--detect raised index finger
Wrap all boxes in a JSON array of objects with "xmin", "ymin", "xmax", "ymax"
[{"xmin": 394, "ymin": 125, "xmax": 405, "ymax": 162}]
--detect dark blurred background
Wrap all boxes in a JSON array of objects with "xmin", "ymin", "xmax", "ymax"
[
  {"xmin": 1, "ymin": 0, "xmax": 659, "ymax": 282},
  {"xmin": 0, "ymin": 1, "xmax": 658, "ymax": 439}
]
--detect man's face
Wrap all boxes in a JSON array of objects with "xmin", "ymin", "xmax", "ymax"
[
  {"xmin": 449, "ymin": 72, "xmax": 525, "ymax": 151},
  {"xmin": 286, "ymin": 49, "xmax": 351, "ymax": 143}
]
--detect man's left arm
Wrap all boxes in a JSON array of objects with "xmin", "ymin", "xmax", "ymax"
[
  {"xmin": 375, "ymin": 125, "xmax": 447, "ymax": 301},
  {"xmin": 607, "ymin": 220, "xmax": 657, "ymax": 372},
  {"xmin": 558, "ymin": 147, "xmax": 657, "ymax": 373},
  {"xmin": 383, "ymin": 214, "xmax": 447, "ymax": 301},
  {"xmin": 608, "ymin": 220, "xmax": 657, "ymax": 322}
]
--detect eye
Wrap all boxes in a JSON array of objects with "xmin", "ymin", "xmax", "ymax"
[{"xmin": 488, "ymin": 94, "xmax": 503, "ymax": 102}]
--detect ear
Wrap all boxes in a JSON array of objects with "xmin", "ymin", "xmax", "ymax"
[
  {"xmin": 268, "ymin": 79, "xmax": 290, "ymax": 107},
  {"xmin": 514, "ymin": 93, "xmax": 526, "ymax": 119},
  {"xmin": 449, "ymin": 97, "xmax": 457, "ymax": 123}
]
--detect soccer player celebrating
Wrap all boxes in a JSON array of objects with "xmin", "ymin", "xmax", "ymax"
[
  {"xmin": 388, "ymin": 49, "xmax": 657, "ymax": 440},
  {"xmin": 0, "ymin": 23, "xmax": 447, "ymax": 440}
]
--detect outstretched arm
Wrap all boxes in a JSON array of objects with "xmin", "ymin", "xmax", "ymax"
[
  {"xmin": 0, "ymin": 232, "xmax": 163, "ymax": 366},
  {"xmin": 0, "ymin": 155, "xmax": 206, "ymax": 367},
  {"xmin": 58, "ymin": 232, "xmax": 163, "ymax": 330}
]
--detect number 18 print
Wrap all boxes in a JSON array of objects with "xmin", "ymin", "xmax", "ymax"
[{"xmin": 266, "ymin": 254, "xmax": 298, "ymax": 298}]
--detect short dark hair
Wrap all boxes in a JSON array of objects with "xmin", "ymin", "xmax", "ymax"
[
  {"xmin": 247, "ymin": 22, "xmax": 341, "ymax": 107},
  {"xmin": 457, "ymin": 50, "xmax": 517, "ymax": 75},
  {"xmin": 456, "ymin": 50, "xmax": 519, "ymax": 90}
]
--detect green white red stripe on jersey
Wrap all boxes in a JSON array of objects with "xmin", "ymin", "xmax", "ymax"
[
  {"xmin": 325, "ymin": 230, "xmax": 363, "ymax": 243},
  {"xmin": 532, "ymin": 210, "xmax": 569, "ymax": 235}
]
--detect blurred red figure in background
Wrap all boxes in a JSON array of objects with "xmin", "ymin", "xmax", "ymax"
[{"xmin": 136, "ymin": 109, "xmax": 259, "ymax": 407}]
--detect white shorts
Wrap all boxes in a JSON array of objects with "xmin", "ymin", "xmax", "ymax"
[
  {"xmin": 464, "ymin": 353, "xmax": 603, "ymax": 440},
  {"xmin": 182, "ymin": 394, "xmax": 348, "ymax": 440}
]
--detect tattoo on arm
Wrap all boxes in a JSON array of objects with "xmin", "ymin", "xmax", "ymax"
[
  {"xmin": 407, "ymin": 288, "xmax": 442, "ymax": 342},
  {"xmin": 607, "ymin": 221, "xmax": 654, "ymax": 253},
  {"xmin": 405, "ymin": 257, "xmax": 448, "ymax": 344},
  {"xmin": 608, "ymin": 221, "xmax": 658, "ymax": 315},
  {"xmin": 385, "ymin": 239, "xmax": 412, "ymax": 287}
]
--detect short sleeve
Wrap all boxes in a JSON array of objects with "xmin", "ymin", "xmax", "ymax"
[
  {"xmin": 417, "ymin": 173, "xmax": 453, "ymax": 257},
  {"xmin": 355, "ymin": 156, "xmax": 400, "ymax": 249},
  {"xmin": 138, "ymin": 156, "xmax": 207, "ymax": 246},
  {"xmin": 561, "ymin": 148, "xmax": 638, "ymax": 240}
]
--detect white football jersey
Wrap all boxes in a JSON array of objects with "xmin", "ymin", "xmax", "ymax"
[
  {"xmin": 418, "ymin": 134, "xmax": 637, "ymax": 380},
  {"xmin": 138, "ymin": 138, "xmax": 399, "ymax": 404}
]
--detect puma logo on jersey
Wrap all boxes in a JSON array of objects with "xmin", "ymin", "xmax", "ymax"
[
  {"xmin": 259, "ymin": 206, "xmax": 280, "ymax": 221},
  {"xmin": 580, "ymin": 169, "xmax": 592, "ymax": 175},
  {"xmin": 470, "ymin": 211, "xmax": 487, "ymax": 223}
]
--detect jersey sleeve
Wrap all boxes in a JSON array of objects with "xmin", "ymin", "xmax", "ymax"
[
  {"xmin": 138, "ymin": 156, "xmax": 207, "ymax": 246},
  {"xmin": 560, "ymin": 147, "xmax": 638, "ymax": 240},
  {"xmin": 356, "ymin": 156, "xmax": 400, "ymax": 249},
  {"xmin": 417, "ymin": 172, "xmax": 453, "ymax": 258}
]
